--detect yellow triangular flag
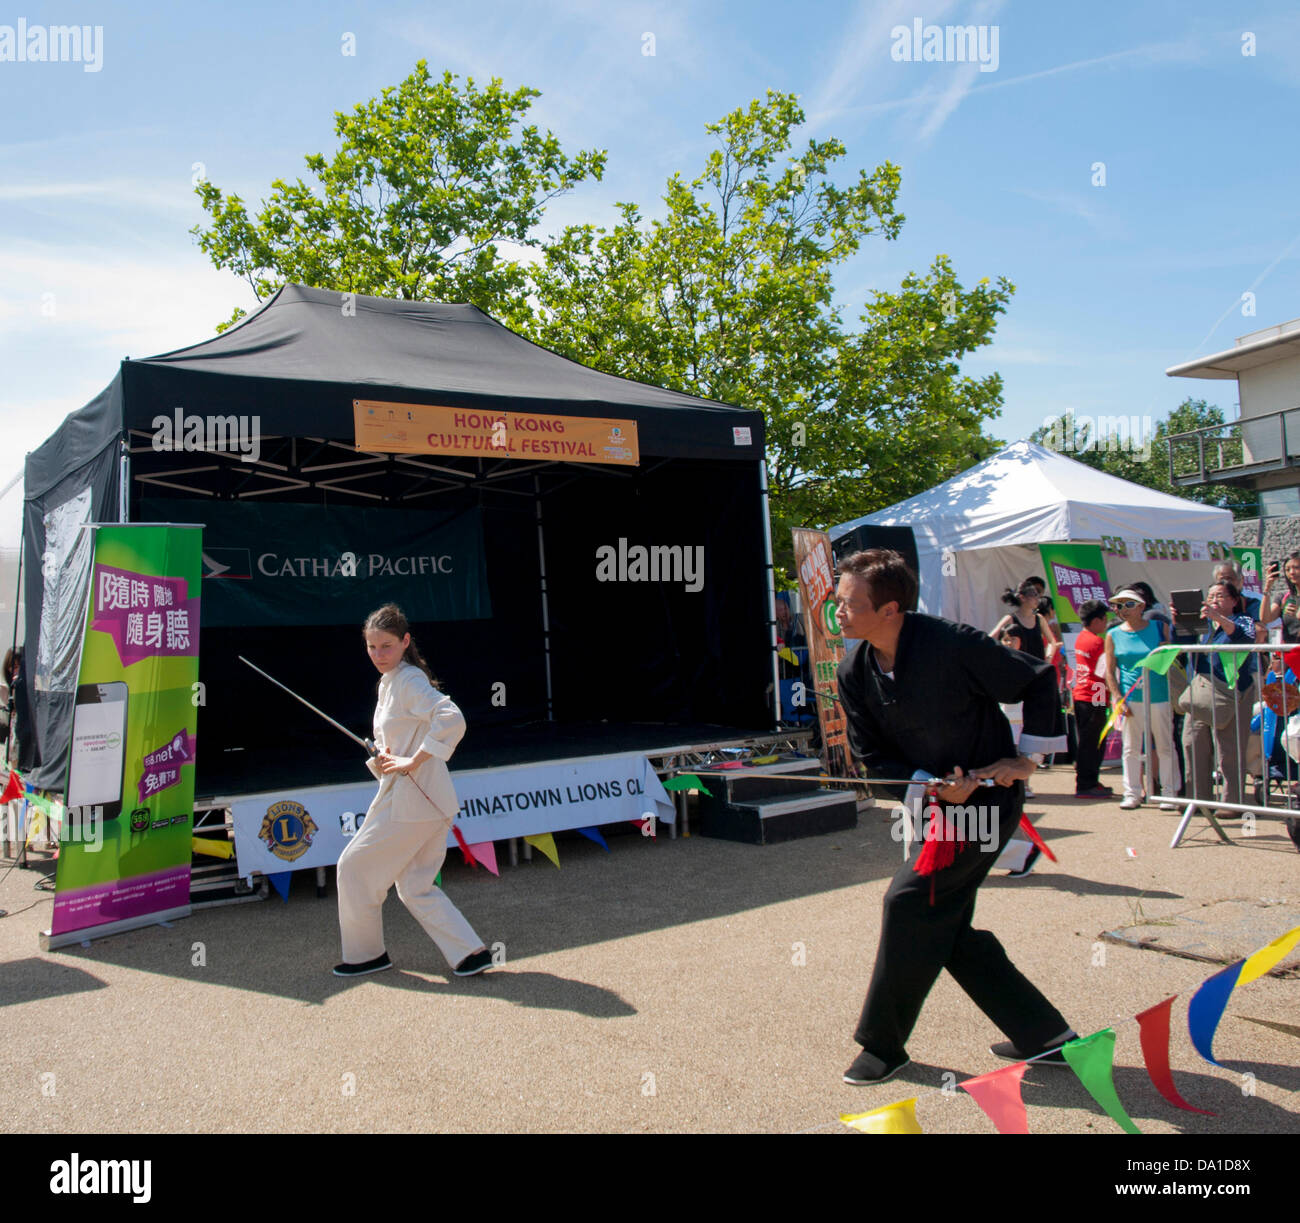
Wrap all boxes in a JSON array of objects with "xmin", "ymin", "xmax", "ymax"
[
  {"xmin": 1237, "ymin": 925, "xmax": 1300, "ymax": 987},
  {"xmin": 524, "ymin": 832, "xmax": 560, "ymax": 868},
  {"xmin": 191, "ymin": 836, "xmax": 235, "ymax": 859},
  {"xmin": 778, "ymin": 646, "xmax": 799, "ymax": 666},
  {"xmin": 840, "ymin": 1097, "xmax": 922, "ymax": 1134}
]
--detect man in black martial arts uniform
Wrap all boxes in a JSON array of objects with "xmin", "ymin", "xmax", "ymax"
[{"xmin": 835, "ymin": 549, "xmax": 1075, "ymax": 1085}]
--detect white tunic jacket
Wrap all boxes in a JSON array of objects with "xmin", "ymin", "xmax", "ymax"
[{"xmin": 365, "ymin": 661, "xmax": 466, "ymax": 823}]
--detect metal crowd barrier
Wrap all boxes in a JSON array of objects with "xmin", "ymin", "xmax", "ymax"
[{"xmin": 1135, "ymin": 641, "xmax": 1300, "ymax": 847}]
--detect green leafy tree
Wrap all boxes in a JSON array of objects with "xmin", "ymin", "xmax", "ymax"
[
  {"xmin": 526, "ymin": 91, "xmax": 1012, "ymax": 572},
  {"xmin": 1032, "ymin": 399, "xmax": 1258, "ymax": 518},
  {"xmin": 191, "ymin": 62, "xmax": 606, "ymax": 330}
]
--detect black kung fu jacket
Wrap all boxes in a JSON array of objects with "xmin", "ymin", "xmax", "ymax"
[{"xmin": 836, "ymin": 613, "xmax": 1058, "ymax": 801}]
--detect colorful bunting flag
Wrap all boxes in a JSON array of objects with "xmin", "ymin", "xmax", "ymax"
[
  {"xmin": 267, "ymin": 871, "xmax": 291, "ymax": 902},
  {"xmin": 1134, "ymin": 996, "xmax": 1214, "ymax": 1115},
  {"xmin": 0, "ymin": 768, "xmax": 23, "ymax": 804},
  {"xmin": 1138, "ymin": 646, "xmax": 1182, "ymax": 675},
  {"xmin": 191, "ymin": 836, "xmax": 234, "ymax": 860},
  {"xmin": 1017, "ymin": 816, "xmax": 1057, "ymax": 863},
  {"xmin": 450, "ymin": 823, "xmax": 479, "ymax": 869},
  {"xmin": 1236, "ymin": 925, "xmax": 1300, "ymax": 986},
  {"xmin": 524, "ymin": 832, "xmax": 560, "ymax": 868},
  {"xmin": 1187, "ymin": 961, "xmax": 1244, "ymax": 1068},
  {"xmin": 1221, "ymin": 652, "xmax": 1240, "ymax": 690},
  {"xmin": 663, "ymin": 774, "xmax": 712, "ymax": 796},
  {"xmin": 841, "ymin": 1098, "xmax": 923, "ymax": 1134},
  {"xmin": 1061, "ymin": 1029, "xmax": 1142, "ymax": 1134},
  {"xmin": 960, "ymin": 1062, "xmax": 1030, "ymax": 1134},
  {"xmin": 465, "ymin": 840, "xmax": 500, "ymax": 876},
  {"xmin": 576, "ymin": 827, "xmax": 609, "ymax": 852}
]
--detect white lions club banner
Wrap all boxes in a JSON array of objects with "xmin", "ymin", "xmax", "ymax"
[{"xmin": 224, "ymin": 753, "xmax": 674, "ymax": 882}]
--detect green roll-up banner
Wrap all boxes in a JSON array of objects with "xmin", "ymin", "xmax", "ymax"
[
  {"xmin": 1038, "ymin": 543, "xmax": 1111, "ymax": 626},
  {"xmin": 43, "ymin": 524, "xmax": 202, "ymax": 948}
]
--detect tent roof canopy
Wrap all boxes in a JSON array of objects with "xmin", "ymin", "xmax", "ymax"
[
  {"xmin": 832, "ymin": 440, "xmax": 1234, "ymax": 555},
  {"xmin": 137, "ymin": 282, "xmax": 745, "ymax": 418}
]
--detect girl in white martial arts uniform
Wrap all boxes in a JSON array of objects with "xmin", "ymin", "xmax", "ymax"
[{"xmin": 334, "ymin": 604, "xmax": 493, "ymax": 978}]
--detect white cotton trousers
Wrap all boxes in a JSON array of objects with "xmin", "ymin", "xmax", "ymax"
[
  {"xmin": 1120, "ymin": 700, "xmax": 1181, "ymax": 802},
  {"xmin": 336, "ymin": 806, "xmax": 482, "ymax": 968}
]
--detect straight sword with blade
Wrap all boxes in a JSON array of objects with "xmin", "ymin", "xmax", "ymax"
[{"xmin": 238, "ymin": 656, "xmax": 377, "ymax": 756}]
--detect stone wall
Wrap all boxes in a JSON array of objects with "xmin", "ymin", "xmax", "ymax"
[{"xmin": 1234, "ymin": 515, "xmax": 1300, "ymax": 560}]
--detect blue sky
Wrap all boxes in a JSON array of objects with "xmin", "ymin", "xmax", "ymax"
[{"xmin": 3, "ymin": 0, "xmax": 1299, "ymax": 486}]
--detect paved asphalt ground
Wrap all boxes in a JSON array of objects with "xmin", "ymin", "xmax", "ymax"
[{"xmin": 2, "ymin": 763, "xmax": 1297, "ymax": 1137}]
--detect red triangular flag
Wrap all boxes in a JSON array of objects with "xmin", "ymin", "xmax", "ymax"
[
  {"xmin": 1017, "ymin": 815, "xmax": 1057, "ymax": 863},
  {"xmin": 0, "ymin": 769, "xmax": 23, "ymax": 805},
  {"xmin": 450, "ymin": 822, "xmax": 478, "ymax": 869},
  {"xmin": 960, "ymin": 1062, "xmax": 1030, "ymax": 1134},
  {"xmin": 1135, "ymin": 995, "xmax": 1215, "ymax": 1115}
]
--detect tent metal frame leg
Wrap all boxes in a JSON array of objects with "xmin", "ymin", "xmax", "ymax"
[{"xmin": 759, "ymin": 460, "xmax": 781, "ymax": 728}]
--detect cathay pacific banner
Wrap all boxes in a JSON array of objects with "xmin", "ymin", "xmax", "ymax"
[
  {"xmin": 225, "ymin": 753, "xmax": 675, "ymax": 881},
  {"xmin": 139, "ymin": 499, "xmax": 490, "ymax": 626}
]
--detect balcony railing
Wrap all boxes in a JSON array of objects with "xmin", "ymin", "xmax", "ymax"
[{"xmin": 1168, "ymin": 404, "xmax": 1300, "ymax": 487}]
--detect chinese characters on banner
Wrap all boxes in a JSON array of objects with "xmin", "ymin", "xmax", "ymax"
[
  {"xmin": 44, "ymin": 525, "xmax": 203, "ymax": 949},
  {"xmin": 1038, "ymin": 544, "xmax": 1112, "ymax": 626},
  {"xmin": 791, "ymin": 528, "xmax": 851, "ymax": 778}
]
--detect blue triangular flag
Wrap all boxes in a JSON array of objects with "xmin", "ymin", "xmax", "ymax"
[
  {"xmin": 1188, "ymin": 960, "xmax": 1245, "ymax": 1067},
  {"xmin": 577, "ymin": 826, "xmax": 610, "ymax": 852},
  {"xmin": 267, "ymin": 872, "xmax": 292, "ymax": 903}
]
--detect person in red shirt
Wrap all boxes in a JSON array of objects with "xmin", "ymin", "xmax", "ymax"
[{"xmin": 1072, "ymin": 600, "xmax": 1112, "ymax": 798}]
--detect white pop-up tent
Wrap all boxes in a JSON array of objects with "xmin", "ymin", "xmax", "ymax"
[{"xmin": 831, "ymin": 441, "xmax": 1236, "ymax": 632}]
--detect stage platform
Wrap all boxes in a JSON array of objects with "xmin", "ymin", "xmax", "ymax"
[{"xmin": 196, "ymin": 720, "xmax": 814, "ymax": 802}]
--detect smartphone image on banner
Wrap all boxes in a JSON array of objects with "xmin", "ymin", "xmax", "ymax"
[{"xmin": 68, "ymin": 681, "xmax": 129, "ymax": 821}]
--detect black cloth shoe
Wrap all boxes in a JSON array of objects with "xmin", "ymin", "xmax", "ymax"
[
  {"xmin": 333, "ymin": 952, "xmax": 392, "ymax": 977},
  {"xmin": 843, "ymin": 1048, "xmax": 910, "ymax": 1085},
  {"xmin": 453, "ymin": 948, "xmax": 494, "ymax": 977},
  {"xmin": 990, "ymin": 1031, "xmax": 1075, "ymax": 1066}
]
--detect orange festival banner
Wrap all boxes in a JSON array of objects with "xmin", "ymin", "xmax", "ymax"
[
  {"xmin": 791, "ymin": 527, "xmax": 851, "ymax": 778},
  {"xmin": 353, "ymin": 400, "xmax": 640, "ymax": 467}
]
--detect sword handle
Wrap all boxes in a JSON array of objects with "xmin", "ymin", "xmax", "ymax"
[{"xmin": 365, "ymin": 738, "xmax": 378, "ymax": 757}]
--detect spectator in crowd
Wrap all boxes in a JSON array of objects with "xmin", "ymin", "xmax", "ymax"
[
  {"xmin": 1214, "ymin": 558, "xmax": 1264, "ymax": 640},
  {"xmin": 1130, "ymin": 581, "xmax": 1171, "ymax": 630},
  {"xmin": 991, "ymin": 580, "xmax": 1060, "ymax": 665},
  {"xmin": 1261, "ymin": 552, "xmax": 1300, "ymax": 645},
  {"xmin": 1105, "ymin": 587, "xmax": 1181, "ymax": 810},
  {"xmin": 1181, "ymin": 582, "xmax": 1257, "ymax": 818},
  {"xmin": 1072, "ymin": 601, "xmax": 1112, "ymax": 799},
  {"xmin": 1024, "ymin": 575, "xmax": 1062, "ymax": 647}
]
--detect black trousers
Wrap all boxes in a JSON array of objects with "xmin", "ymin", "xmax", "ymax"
[
  {"xmin": 854, "ymin": 782, "xmax": 1069, "ymax": 1061},
  {"xmin": 1073, "ymin": 702, "xmax": 1108, "ymax": 791}
]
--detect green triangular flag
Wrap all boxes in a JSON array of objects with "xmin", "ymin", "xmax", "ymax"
[
  {"xmin": 1138, "ymin": 645, "xmax": 1181, "ymax": 675},
  {"xmin": 1221, "ymin": 652, "xmax": 1241, "ymax": 689},
  {"xmin": 1061, "ymin": 1029, "xmax": 1142, "ymax": 1135},
  {"xmin": 663, "ymin": 774, "xmax": 713, "ymax": 796}
]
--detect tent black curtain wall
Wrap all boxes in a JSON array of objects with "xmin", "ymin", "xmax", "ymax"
[{"xmin": 23, "ymin": 286, "xmax": 774, "ymax": 797}]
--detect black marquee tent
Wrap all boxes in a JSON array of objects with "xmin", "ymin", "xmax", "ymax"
[{"xmin": 22, "ymin": 285, "xmax": 777, "ymax": 796}]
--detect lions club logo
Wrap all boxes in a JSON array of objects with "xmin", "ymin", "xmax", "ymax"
[{"xmin": 259, "ymin": 800, "xmax": 318, "ymax": 863}]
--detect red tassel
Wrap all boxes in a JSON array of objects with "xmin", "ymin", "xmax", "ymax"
[
  {"xmin": 913, "ymin": 788, "xmax": 965, "ymax": 888},
  {"xmin": 450, "ymin": 822, "xmax": 478, "ymax": 869},
  {"xmin": 914, "ymin": 790, "xmax": 961, "ymax": 872}
]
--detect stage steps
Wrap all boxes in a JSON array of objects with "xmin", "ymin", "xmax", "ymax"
[{"xmin": 695, "ymin": 757, "xmax": 859, "ymax": 845}]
